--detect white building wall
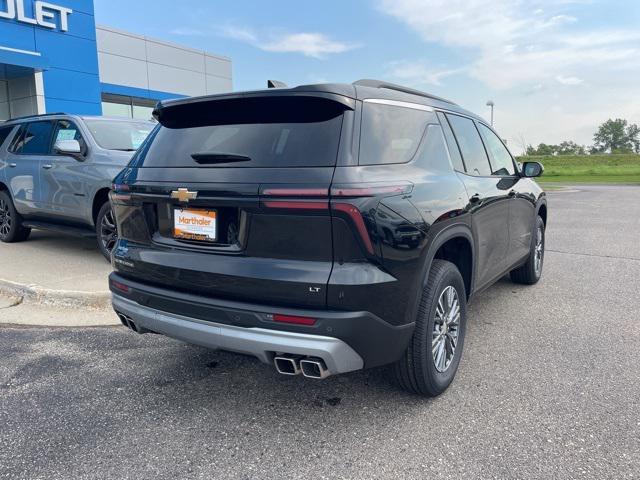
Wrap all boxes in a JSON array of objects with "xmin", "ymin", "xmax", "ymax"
[
  {"xmin": 96, "ymin": 25, "xmax": 232, "ymax": 97},
  {"xmin": 0, "ymin": 80, "xmax": 9, "ymax": 120},
  {"xmin": 0, "ymin": 74, "xmax": 44, "ymax": 120}
]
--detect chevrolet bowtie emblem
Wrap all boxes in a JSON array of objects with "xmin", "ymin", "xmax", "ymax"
[{"xmin": 170, "ymin": 188, "xmax": 198, "ymax": 203}]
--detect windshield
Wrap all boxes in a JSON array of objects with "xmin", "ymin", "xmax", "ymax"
[{"xmin": 84, "ymin": 120, "xmax": 153, "ymax": 151}]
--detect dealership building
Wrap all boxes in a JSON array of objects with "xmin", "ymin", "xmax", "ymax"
[{"xmin": 0, "ymin": 0, "xmax": 233, "ymax": 121}]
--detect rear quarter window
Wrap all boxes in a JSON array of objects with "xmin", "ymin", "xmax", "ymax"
[
  {"xmin": 359, "ymin": 101, "xmax": 435, "ymax": 165},
  {"xmin": 414, "ymin": 124, "xmax": 456, "ymax": 172}
]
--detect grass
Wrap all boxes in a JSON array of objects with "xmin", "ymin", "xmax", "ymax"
[{"xmin": 517, "ymin": 153, "xmax": 640, "ymax": 185}]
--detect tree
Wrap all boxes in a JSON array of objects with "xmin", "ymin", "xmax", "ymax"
[
  {"xmin": 592, "ymin": 118, "xmax": 640, "ymax": 153},
  {"xmin": 557, "ymin": 141, "xmax": 586, "ymax": 155},
  {"xmin": 526, "ymin": 143, "xmax": 558, "ymax": 155},
  {"xmin": 524, "ymin": 141, "xmax": 587, "ymax": 156},
  {"xmin": 627, "ymin": 123, "xmax": 640, "ymax": 153}
]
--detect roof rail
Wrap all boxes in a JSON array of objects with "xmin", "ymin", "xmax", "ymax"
[
  {"xmin": 352, "ymin": 79, "xmax": 457, "ymax": 106},
  {"xmin": 8, "ymin": 112, "xmax": 67, "ymax": 122}
]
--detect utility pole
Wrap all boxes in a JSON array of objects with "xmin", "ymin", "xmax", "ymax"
[{"xmin": 486, "ymin": 100, "xmax": 495, "ymax": 126}]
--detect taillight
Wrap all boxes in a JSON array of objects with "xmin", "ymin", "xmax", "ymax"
[
  {"xmin": 110, "ymin": 279, "xmax": 130, "ymax": 294},
  {"xmin": 262, "ymin": 187, "xmax": 329, "ymax": 196},
  {"xmin": 272, "ymin": 313, "xmax": 317, "ymax": 326},
  {"xmin": 260, "ymin": 183, "xmax": 411, "ymax": 256},
  {"xmin": 331, "ymin": 203, "xmax": 374, "ymax": 254},
  {"xmin": 262, "ymin": 200, "xmax": 329, "ymax": 210},
  {"xmin": 111, "ymin": 183, "xmax": 130, "ymax": 192},
  {"xmin": 261, "ymin": 186, "xmax": 330, "ymax": 210},
  {"xmin": 109, "ymin": 183, "xmax": 132, "ymax": 203}
]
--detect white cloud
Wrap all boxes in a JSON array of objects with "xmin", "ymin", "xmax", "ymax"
[
  {"xmin": 219, "ymin": 25, "xmax": 357, "ymax": 59},
  {"xmin": 219, "ymin": 25, "xmax": 259, "ymax": 44},
  {"xmin": 547, "ymin": 14, "xmax": 577, "ymax": 25},
  {"xmin": 556, "ymin": 75, "xmax": 583, "ymax": 85},
  {"xmin": 387, "ymin": 60, "xmax": 465, "ymax": 86},
  {"xmin": 170, "ymin": 27, "xmax": 206, "ymax": 36},
  {"xmin": 377, "ymin": 0, "xmax": 640, "ymax": 150},
  {"xmin": 262, "ymin": 33, "xmax": 356, "ymax": 58},
  {"xmin": 377, "ymin": 0, "xmax": 640, "ymax": 90}
]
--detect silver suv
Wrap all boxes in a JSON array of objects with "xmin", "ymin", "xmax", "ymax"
[{"xmin": 0, "ymin": 113, "xmax": 153, "ymax": 259}]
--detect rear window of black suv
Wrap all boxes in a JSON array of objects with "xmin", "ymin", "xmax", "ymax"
[{"xmin": 138, "ymin": 96, "xmax": 347, "ymax": 168}]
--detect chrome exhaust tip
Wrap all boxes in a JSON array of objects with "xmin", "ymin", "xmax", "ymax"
[
  {"xmin": 274, "ymin": 356, "xmax": 302, "ymax": 375},
  {"xmin": 116, "ymin": 312, "xmax": 145, "ymax": 334},
  {"xmin": 127, "ymin": 319, "xmax": 140, "ymax": 333},
  {"xmin": 117, "ymin": 313, "xmax": 129, "ymax": 327},
  {"xmin": 300, "ymin": 358, "xmax": 330, "ymax": 379}
]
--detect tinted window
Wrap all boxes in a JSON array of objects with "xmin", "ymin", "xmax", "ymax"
[
  {"xmin": 16, "ymin": 121, "xmax": 54, "ymax": 155},
  {"xmin": 0, "ymin": 126, "xmax": 14, "ymax": 148},
  {"xmin": 53, "ymin": 120, "xmax": 87, "ymax": 154},
  {"xmin": 360, "ymin": 102, "xmax": 433, "ymax": 165},
  {"xmin": 415, "ymin": 124, "xmax": 455, "ymax": 172},
  {"xmin": 446, "ymin": 114, "xmax": 491, "ymax": 176},
  {"xmin": 437, "ymin": 112, "xmax": 465, "ymax": 171},
  {"xmin": 478, "ymin": 123, "xmax": 515, "ymax": 176},
  {"xmin": 84, "ymin": 120, "xmax": 152, "ymax": 151},
  {"xmin": 8, "ymin": 124, "xmax": 26, "ymax": 152},
  {"xmin": 138, "ymin": 96, "xmax": 346, "ymax": 168}
]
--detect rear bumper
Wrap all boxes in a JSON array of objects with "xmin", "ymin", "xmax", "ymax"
[
  {"xmin": 109, "ymin": 273, "xmax": 414, "ymax": 369},
  {"xmin": 113, "ymin": 294, "xmax": 363, "ymax": 374}
]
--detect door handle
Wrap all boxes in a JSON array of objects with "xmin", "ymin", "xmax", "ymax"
[
  {"xmin": 42, "ymin": 164, "xmax": 53, "ymax": 170},
  {"xmin": 8, "ymin": 162, "xmax": 17, "ymax": 168}
]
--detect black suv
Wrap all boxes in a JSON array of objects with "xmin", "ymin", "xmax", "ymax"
[{"xmin": 109, "ymin": 80, "xmax": 546, "ymax": 396}]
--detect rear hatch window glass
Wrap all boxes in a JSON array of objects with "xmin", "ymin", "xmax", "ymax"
[{"xmin": 139, "ymin": 96, "xmax": 347, "ymax": 168}]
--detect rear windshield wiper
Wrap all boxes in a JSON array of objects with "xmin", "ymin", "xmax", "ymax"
[
  {"xmin": 191, "ymin": 152, "xmax": 252, "ymax": 164},
  {"xmin": 112, "ymin": 148, "xmax": 137, "ymax": 152}
]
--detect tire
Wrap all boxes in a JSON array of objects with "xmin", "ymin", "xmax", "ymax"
[
  {"xmin": 96, "ymin": 201, "xmax": 117, "ymax": 261},
  {"xmin": 0, "ymin": 190, "xmax": 31, "ymax": 243},
  {"xmin": 394, "ymin": 259, "xmax": 467, "ymax": 396},
  {"xmin": 510, "ymin": 216, "xmax": 545, "ymax": 285}
]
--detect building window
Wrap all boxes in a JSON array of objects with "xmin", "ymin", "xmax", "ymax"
[{"xmin": 101, "ymin": 93, "xmax": 157, "ymax": 121}]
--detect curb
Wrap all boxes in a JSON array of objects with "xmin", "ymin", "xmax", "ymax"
[{"xmin": 0, "ymin": 278, "xmax": 111, "ymax": 310}]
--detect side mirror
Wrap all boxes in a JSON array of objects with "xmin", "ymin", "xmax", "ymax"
[
  {"xmin": 521, "ymin": 161, "xmax": 544, "ymax": 178},
  {"xmin": 54, "ymin": 139, "xmax": 82, "ymax": 158}
]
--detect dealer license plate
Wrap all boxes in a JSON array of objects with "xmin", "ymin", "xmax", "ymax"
[{"xmin": 173, "ymin": 208, "xmax": 217, "ymax": 242}]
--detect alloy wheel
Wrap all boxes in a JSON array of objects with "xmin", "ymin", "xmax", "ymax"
[
  {"xmin": 100, "ymin": 208, "xmax": 118, "ymax": 254},
  {"xmin": 432, "ymin": 285, "xmax": 461, "ymax": 373},
  {"xmin": 534, "ymin": 226, "xmax": 544, "ymax": 275},
  {"xmin": 0, "ymin": 198, "xmax": 11, "ymax": 238}
]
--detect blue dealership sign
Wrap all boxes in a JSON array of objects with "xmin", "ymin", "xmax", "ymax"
[{"xmin": 0, "ymin": 0, "xmax": 101, "ymax": 114}]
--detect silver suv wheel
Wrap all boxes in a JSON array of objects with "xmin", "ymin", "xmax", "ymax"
[
  {"xmin": 100, "ymin": 207, "xmax": 118, "ymax": 254},
  {"xmin": 0, "ymin": 198, "xmax": 11, "ymax": 238},
  {"xmin": 432, "ymin": 285, "xmax": 461, "ymax": 373}
]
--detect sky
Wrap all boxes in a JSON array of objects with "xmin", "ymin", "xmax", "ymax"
[{"xmin": 94, "ymin": 0, "xmax": 640, "ymax": 153}]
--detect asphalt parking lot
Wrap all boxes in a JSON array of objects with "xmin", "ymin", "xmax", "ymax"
[{"xmin": 1, "ymin": 185, "xmax": 639, "ymax": 479}]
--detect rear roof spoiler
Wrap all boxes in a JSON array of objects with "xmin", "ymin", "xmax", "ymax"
[{"xmin": 153, "ymin": 92, "xmax": 355, "ymax": 128}]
